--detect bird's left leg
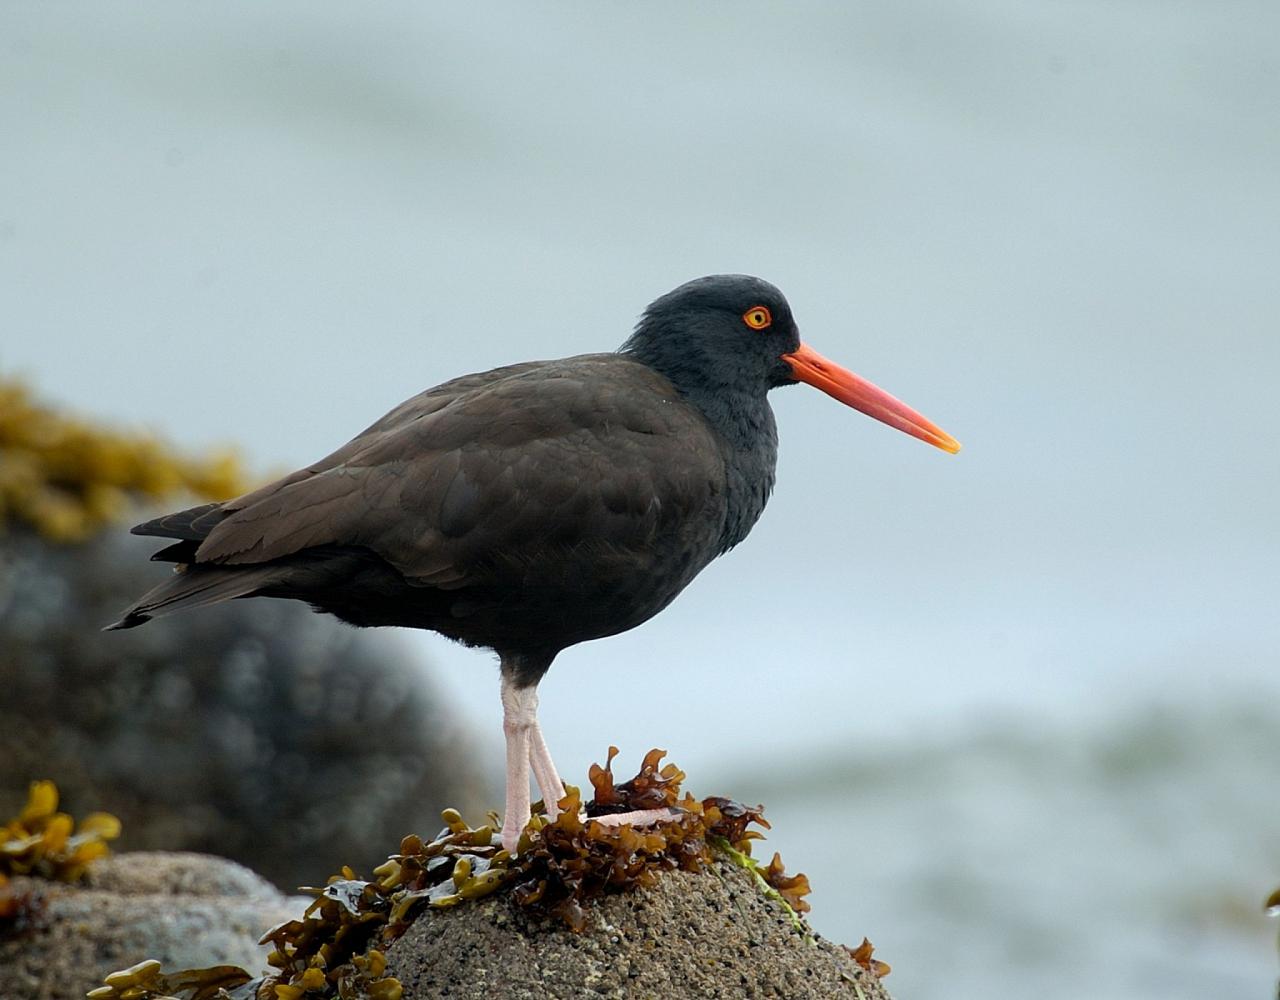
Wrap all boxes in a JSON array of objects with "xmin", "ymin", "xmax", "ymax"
[
  {"xmin": 527, "ymin": 714, "xmax": 567, "ymax": 821},
  {"xmin": 589, "ymin": 807, "xmax": 678, "ymax": 830},
  {"xmin": 530, "ymin": 714, "xmax": 676, "ymax": 832},
  {"xmin": 532, "ymin": 723, "xmax": 676, "ymax": 832}
]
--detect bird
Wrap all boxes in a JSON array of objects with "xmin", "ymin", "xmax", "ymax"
[{"xmin": 108, "ymin": 274, "xmax": 960, "ymax": 852}]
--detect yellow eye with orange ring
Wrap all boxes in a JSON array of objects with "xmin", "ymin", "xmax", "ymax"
[{"xmin": 742, "ymin": 306, "xmax": 772, "ymax": 330}]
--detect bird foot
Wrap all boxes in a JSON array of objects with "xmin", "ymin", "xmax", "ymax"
[
  {"xmin": 503, "ymin": 806, "xmax": 680, "ymax": 854},
  {"xmin": 585, "ymin": 807, "xmax": 679, "ymax": 830}
]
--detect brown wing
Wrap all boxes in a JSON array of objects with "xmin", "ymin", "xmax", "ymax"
[{"xmin": 194, "ymin": 355, "xmax": 726, "ymax": 590}]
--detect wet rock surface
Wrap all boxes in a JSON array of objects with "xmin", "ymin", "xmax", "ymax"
[
  {"xmin": 386, "ymin": 859, "xmax": 892, "ymax": 1000},
  {"xmin": 0, "ymin": 527, "xmax": 490, "ymax": 889},
  {"xmin": 0, "ymin": 852, "xmax": 301, "ymax": 1000}
]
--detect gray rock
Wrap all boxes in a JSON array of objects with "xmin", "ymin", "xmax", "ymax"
[
  {"xmin": 386, "ymin": 860, "xmax": 894, "ymax": 1000},
  {"xmin": 0, "ymin": 526, "xmax": 492, "ymax": 889},
  {"xmin": 2, "ymin": 852, "xmax": 895, "ymax": 1000},
  {"xmin": 0, "ymin": 852, "xmax": 301, "ymax": 1000}
]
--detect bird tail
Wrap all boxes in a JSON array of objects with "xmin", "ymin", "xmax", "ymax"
[
  {"xmin": 105, "ymin": 500, "xmax": 270, "ymax": 630},
  {"xmin": 103, "ymin": 562, "xmax": 284, "ymax": 630}
]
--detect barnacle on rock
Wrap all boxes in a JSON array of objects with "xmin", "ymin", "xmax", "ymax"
[
  {"xmin": 0, "ymin": 378, "xmax": 246, "ymax": 542},
  {"xmin": 96, "ymin": 749, "xmax": 867, "ymax": 1000},
  {"xmin": 0, "ymin": 780, "xmax": 120, "ymax": 883}
]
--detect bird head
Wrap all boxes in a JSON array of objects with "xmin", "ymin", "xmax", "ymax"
[{"xmin": 624, "ymin": 274, "xmax": 960, "ymax": 454}]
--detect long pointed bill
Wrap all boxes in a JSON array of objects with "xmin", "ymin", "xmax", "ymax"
[{"xmin": 782, "ymin": 342, "xmax": 961, "ymax": 454}]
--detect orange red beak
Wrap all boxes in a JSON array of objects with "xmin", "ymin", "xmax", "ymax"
[{"xmin": 782, "ymin": 342, "xmax": 961, "ymax": 454}]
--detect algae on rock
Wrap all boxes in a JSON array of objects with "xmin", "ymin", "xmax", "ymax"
[{"xmin": 90, "ymin": 751, "xmax": 893, "ymax": 1000}]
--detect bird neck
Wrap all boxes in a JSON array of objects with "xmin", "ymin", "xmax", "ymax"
[
  {"xmin": 703, "ymin": 387, "xmax": 778, "ymax": 554},
  {"xmin": 622, "ymin": 343, "xmax": 779, "ymax": 553}
]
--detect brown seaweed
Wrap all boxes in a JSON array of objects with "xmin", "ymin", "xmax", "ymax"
[
  {"xmin": 846, "ymin": 937, "xmax": 892, "ymax": 978},
  {"xmin": 0, "ymin": 780, "xmax": 120, "ymax": 883},
  {"xmin": 93, "ymin": 749, "xmax": 838, "ymax": 1000}
]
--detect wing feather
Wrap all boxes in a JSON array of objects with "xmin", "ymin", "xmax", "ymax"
[{"xmin": 194, "ymin": 356, "xmax": 725, "ymax": 591}]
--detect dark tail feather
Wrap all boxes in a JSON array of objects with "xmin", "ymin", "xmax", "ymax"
[
  {"xmin": 150, "ymin": 539, "xmax": 200, "ymax": 563},
  {"xmin": 104, "ymin": 563, "xmax": 282, "ymax": 630},
  {"xmin": 131, "ymin": 502, "xmax": 227, "ymax": 541}
]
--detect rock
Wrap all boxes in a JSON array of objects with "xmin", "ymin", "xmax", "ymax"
[
  {"xmin": 3, "ymin": 852, "xmax": 895, "ymax": 1000},
  {"xmin": 0, "ymin": 852, "xmax": 301, "ymax": 1000},
  {"xmin": 0, "ymin": 526, "xmax": 492, "ymax": 889},
  {"xmin": 386, "ymin": 860, "xmax": 893, "ymax": 1000}
]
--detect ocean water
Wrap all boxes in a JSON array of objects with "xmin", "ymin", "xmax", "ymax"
[{"xmin": 732, "ymin": 701, "xmax": 1279, "ymax": 1000}]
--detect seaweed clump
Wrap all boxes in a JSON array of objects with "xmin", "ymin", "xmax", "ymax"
[
  {"xmin": 1, "ymin": 779, "xmax": 121, "ymax": 883},
  {"xmin": 93, "ymin": 749, "xmax": 849, "ymax": 1000},
  {"xmin": 1, "ymin": 780, "xmax": 120, "ymax": 939},
  {"xmin": 511, "ymin": 746, "xmax": 812, "ymax": 931},
  {"xmin": 0, "ymin": 378, "xmax": 245, "ymax": 542},
  {"xmin": 846, "ymin": 938, "xmax": 892, "ymax": 978}
]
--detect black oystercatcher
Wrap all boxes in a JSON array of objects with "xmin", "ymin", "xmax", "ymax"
[{"xmin": 108, "ymin": 275, "xmax": 959, "ymax": 851}]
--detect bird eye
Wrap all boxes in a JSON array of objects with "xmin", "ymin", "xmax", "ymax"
[{"xmin": 742, "ymin": 306, "xmax": 773, "ymax": 330}]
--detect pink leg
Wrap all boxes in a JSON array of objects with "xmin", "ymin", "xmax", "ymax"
[
  {"xmin": 589, "ymin": 807, "xmax": 678, "ymax": 830},
  {"xmin": 500, "ymin": 675, "xmax": 675, "ymax": 851},
  {"xmin": 499, "ymin": 676, "xmax": 534, "ymax": 853},
  {"xmin": 500, "ymin": 675, "xmax": 570, "ymax": 852},
  {"xmin": 528, "ymin": 717, "xmax": 566, "ymax": 820}
]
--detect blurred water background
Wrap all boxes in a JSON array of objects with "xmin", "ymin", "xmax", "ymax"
[{"xmin": 3, "ymin": 3, "xmax": 1278, "ymax": 997}]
